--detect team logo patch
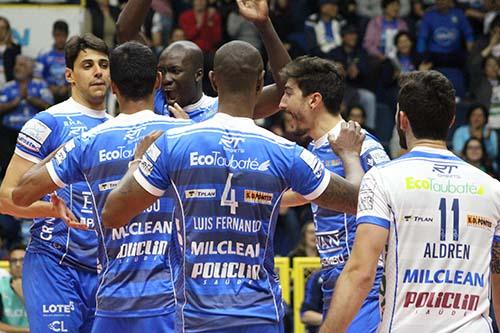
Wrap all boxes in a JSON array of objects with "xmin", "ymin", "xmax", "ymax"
[
  {"xmin": 299, "ymin": 149, "xmax": 324, "ymax": 178},
  {"xmin": 244, "ymin": 190, "xmax": 273, "ymax": 205},
  {"xmin": 466, "ymin": 215, "xmax": 492, "ymax": 230},
  {"xmin": 98, "ymin": 180, "xmax": 119, "ymax": 191},
  {"xmin": 185, "ymin": 189, "xmax": 216, "ymax": 198},
  {"xmin": 146, "ymin": 143, "xmax": 161, "ymax": 162}
]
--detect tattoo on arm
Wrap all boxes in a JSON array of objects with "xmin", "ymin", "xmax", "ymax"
[{"xmin": 492, "ymin": 241, "xmax": 500, "ymax": 274}]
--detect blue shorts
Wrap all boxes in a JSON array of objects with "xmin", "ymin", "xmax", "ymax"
[
  {"xmin": 91, "ymin": 312, "xmax": 175, "ymax": 333},
  {"xmin": 202, "ymin": 322, "xmax": 284, "ymax": 333},
  {"xmin": 23, "ymin": 251, "xmax": 97, "ymax": 333}
]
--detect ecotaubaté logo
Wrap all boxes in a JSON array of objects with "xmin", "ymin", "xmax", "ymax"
[{"xmin": 405, "ymin": 177, "xmax": 484, "ymax": 195}]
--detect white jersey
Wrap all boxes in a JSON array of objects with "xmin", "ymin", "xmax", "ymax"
[{"xmin": 357, "ymin": 146, "xmax": 500, "ymax": 333}]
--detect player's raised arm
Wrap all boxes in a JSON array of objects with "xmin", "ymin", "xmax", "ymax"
[
  {"xmin": 115, "ymin": 0, "xmax": 152, "ymax": 44},
  {"xmin": 236, "ymin": 0, "xmax": 291, "ymax": 119},
  {"xmin": 312, "ymin": 121, "xmax": 365, "ymax": 215}
]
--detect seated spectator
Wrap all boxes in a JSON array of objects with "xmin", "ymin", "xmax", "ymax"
[
  {"xmin": 84, "ymin": 0, "xmax": 120, "ymax": 48},
  {"xmin": 332, "ymin": 25, "xmax": 377, "ymax": 129},
  {"xmin": 471, "ymin": 56, "xmax": 500, "ymax": 130},
  {"xmin": 305, "ymin": 0, "xmax": 346, "ymax": 58},
  {"xmin": 179, "ymin": 0, "xmax": 222, "ymax": 54},
  {"xmin": 0, "ymin": 17, "xmax": 21, "ymax": 89},
  {"xmin": 36, "ymin": 20, "xmax": 69, "ymax": 104},
  {"xmin": 169, "ymin": 26, "xmax": 186, "ymax": 44},
  {"xmin": 288, "ymin": 221, "xmax": 318, "ymax": 260},
  {"xmin": 0, "ymin": 244, "xmax": 28, "ymax": 333},
  {"xmin": 452, "ymin": 103, "xmax": 498, "ymax": 161},
  {"xmin": 461, "ymin": 137, "xmax": 497, "ymax": 176},
  {"xmin": 416, "ymin": 0, "xmax": 474, "ymax": 97},
  {"xmin": 0, "ymin": 55, "xmax": 53, "ymax": 176},
  {"xmin": 363, "ymin": 0, "xmax": 409, "ymax": 61},
  {"xmin": 468, "ymin": 14, "xmax": 500, "ymax": 93},
  {"xmin": 300, "ymin": 269, "xmax": 323, "ymax": 333},
  {"xmin": 346, "ymin": 104, "xmax": 376, "ymax": 134},
  {"xmin": 226, "ymin": 2, "xmax": 262, "ymax": 51}
]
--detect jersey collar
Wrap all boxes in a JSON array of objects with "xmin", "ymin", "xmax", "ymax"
[
  {"xmin": 312, "ymin": 120, "xmax": 346, "ymax": 149},
  {"xmin": 68, "ymin": 97, "xmax": 107, "ymax": 118},
  {"xmin": 411, "ymin": 146, "xmax": 456, "ymax": 156},
  {"xmin": 213, "ymin": 112, "xmax": 254, "ymax": 125},
  {"xmin": 184, "ymin": 94, "xmax": 212, "ymax": 113}
]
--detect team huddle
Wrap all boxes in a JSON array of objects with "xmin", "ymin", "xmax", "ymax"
[{"xmin": 0, "ymin": 0, "xmax": 498, "ymax": 333}]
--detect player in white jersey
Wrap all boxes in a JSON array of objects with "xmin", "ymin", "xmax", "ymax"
[{"xmin": 320, "ymin": 70, "xmax": 500, "ymax": 333}]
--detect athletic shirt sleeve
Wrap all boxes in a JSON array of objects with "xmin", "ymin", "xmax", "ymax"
[
  {"xmin": 15, "ymin": 112, "xmax": 58, "ymax": 163},
  {"xmin": 494, "ymin": 183, "xmax": 500, "ymax": 243},
  {"xmin": 46, "ymin": 136, "xmax": 86, "ymax": 188},
  {"xmin": 133, "ymin": 134, "xmax": 171, "ymax": 196},
  {"xmin": 356, "ymin": 167, "xmax": 391, "ymax": 230},
  {"xmin": 360, "ymin": 139, "xmax": 391, "ymax": 171},
  {"xmin": 288, "ymin": 146, "xmax": 330, "ymax": 201}
]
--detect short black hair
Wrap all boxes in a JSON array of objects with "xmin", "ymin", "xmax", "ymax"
[
  {"xmin": 9, "ymin": 243, "xmax": 26, "ymax": 254},
  {"xmin": 466, "ymin": 103, "xmax": 488, "ymax": 124},
  {"xmin": 110, "ymin": 41, "xmax": 158, "ymax": 101},
  {"xmin": 394, "ymin": 31, "xmax": 413, "ymax": 46},
  {"xmin": 382, "ymin": 0, "xmax": 400, "ymax": 8},
  {"xmin": 65, "ymin": 33, "xmax": 108, "ymax": 69},
  {"xmin": 53, "ymin": 20, "xmax": 69, "ymax": 35},
  {"xmin": 347, "ymin": 104, "xmax": 366, "ymax": 119},
  {"xmin": 398, "ymin": 71, "xmax": 455, "ymax": 141},
  {"xmin": 281, "ymin": 56, "xmax": 344, "ymax": 115}
]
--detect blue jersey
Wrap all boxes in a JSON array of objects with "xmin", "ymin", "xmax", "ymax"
[
  {"xmin": 134, "ymin": 112, "xmax": 331, "ymax": 332},
  {"xmin": 45, "ymin": 110, "xmax": 192, "ymax": 317},
  {"xmin": 15, "ymin": 98, "xmax": 111, "ymax": 271},
  {"xmin": 154, "ymin": 90, "xmax": 218, "ymax": 122},
  {"xmin": 308, "ymin": 124, "xmax": 389, "ymax": 300},
  {"xmin": 0, "ymin": 79, "xmax": 53, "ymax": 130},
  {"xmin": 417, "ymin": 7, "xmax": 474, "ymax": 54},
  {"xmin": 36, "ymin": 48, "xmax": 67, "ymax": 87}
]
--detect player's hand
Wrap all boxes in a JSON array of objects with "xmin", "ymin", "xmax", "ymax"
[
  {"xmin": 236, "ymin": 0, "xmax": 269, "ymax": 25},
  {"xmin": 168, "ymin": 103, "xmax": 189, "ymax": 119},
  {"xmin": 329, "ymin": 120, "xmax": 364, "ymax": 159},
  {"xmin": 10, "ymin": 277, "xmax": 23, "ymax": 297},
  {"xmin": 134, "ymin": 130, "xmax": 164, "ymax": 160},
  {"xmin": 50, "ymin": 193, "xmax": 88, "ymax": 230}
]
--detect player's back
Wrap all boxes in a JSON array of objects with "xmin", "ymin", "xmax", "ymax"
[
  {"xmin": 142, "ymin": 112, "xmax": 329, "ymax": 332},
  {"xmin": 371, "ymin": 147, "xmax": 500, "ymax": 333},
  {"xmin": 49, "ymin": 110, "xmax": 192, "ymax": 317}
]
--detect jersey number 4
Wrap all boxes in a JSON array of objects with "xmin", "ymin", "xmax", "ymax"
[
  {"xmin": 221, "ymin": 173, "xmax": 238, "ymax": 214},
  {"xmin": 439, "ymin": 198, "xmax": 459, "ymax": 241}
]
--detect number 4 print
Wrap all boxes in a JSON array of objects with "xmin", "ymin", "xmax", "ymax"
[
  {"xmin": 439, "ymin": 198, "xmax": 459, "ymax": 241},
  {"xmin": 221, "ymin": 173, "xmax": 238, "ymax": 214}
]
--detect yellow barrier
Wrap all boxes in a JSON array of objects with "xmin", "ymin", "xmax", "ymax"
[
  {"xmin": 274, "ymin": 257, "xmax": 291, "ymax": 305},
  {"xmin": 0, "ymin": 261, "xmax": 8, "ymax": 270},
  {"xmin": 292, "ymin": 257, "xmax": 321, "ymax": 333}
]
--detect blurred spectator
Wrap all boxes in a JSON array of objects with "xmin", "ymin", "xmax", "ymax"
[
  {"xmin": 36, "ymin": 20, "xmax": 69, "ymax": 104},
  {"xmin": 469, "ymin": 14, "xmax": 500, "ymax": 91},
  {"xmin": 300, "ymin": 269, "xmax": 323, "ymax": 333},
  {"xmin": 151, "ymin": 0, "xmax": 174, "ymax": 49},
  {"xmin": 416, "ymin": 0, "xmax": 474, "ymax": 97},
  {"xmin": 0, "ymin": 17, "xmax": 21, "ymax": 89},
  {"xmin": 274, "ymin": 207, "xmax": 301, "ymax": 257},
  {"xmin": 269, "ymin": 0, "xmax": 293, "ymax": 40},
  {"xmin": 84, "ymin": 0, "xmax": 121, "ymax": 47},
  {"xmin": 456, "ymin": 0, "xmax": 487, "ymax": 35},
  {"xmin": 484, "ymin": 0, "xmax": 500, "ymax": 33},
  {"xmin": 288, "ymin": 221, "xmax": 319, "ymax": 259},
  {"xmin": 179, "ymin": 0, "xmax": 222, "ymax": 53},
  {"xmin": 331, "ymin": 25, "xmax": 377, "ymax": 129},
  {"xmin": 461, "ymin": 137, "xmax": 497, "ymax": 176},
  {"xmin": 169, "ymin": 26, "xmax": 187, "ymax": 44},
  {"xmin": 0, "ymin": 244, "xmax": 28, "ymax": 333},
  {"xmin": 0, "ymin": 56, "xmax": 53, "ymax": 178},
  {"xmin": 471, "ymin": 56, "xmax": 500, "ymax": 121},
  {"xmin": 305, "ymin": 0, "xmax": 346, "ymax": 58},
  {"xmin": 226, "ymin": 3, "xmax": 262, "ymax": 51},
  {"xmin": 346, "ymin": 104, "xmax": 376, "ymax": 134},
  {"xmin": 363, "ymin": 0, "xmax": 409, "ymax": 61},
  {"xmin": 452, "ymin": 103, "xmax": 498, "ymax": 160}
]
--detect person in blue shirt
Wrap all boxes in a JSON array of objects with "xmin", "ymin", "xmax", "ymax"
[
  {"xmin": 0, "ymin": 33, "xmax": 111, "ymax": 333},
  {"xmin": 36, "ymin": 20, "xmax": 70, "ymax": 104},
  {"xmin": 102, "ymin": 40, "xmax": 366, "ymax": 333},
  {"xmin": 301, "ymin": 269, "xmax": 324, "ymax": 333},
  {"xmin": 280, "ymin": 56, "xmax": 390, "ymax": 333},
  {"xmin": 116, "ymin": 0, "xmax": 290, "ymax": 122},
  {"xmin": 12, "ymin": 41, "xmax": 193, "ymax": 333}
]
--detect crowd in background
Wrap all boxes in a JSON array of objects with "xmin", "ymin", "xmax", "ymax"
[{"xmin": 0, "ymin": 0, "xmax": 500, "ymax": 331}]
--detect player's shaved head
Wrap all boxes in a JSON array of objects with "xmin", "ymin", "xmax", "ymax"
[
  {"xmin": 161, "ymin": 41, "xmax": 204, "ymax": 70},
  {"xmin": 212, "ymin": 41, "xmax": 263, "ymax": 95}
]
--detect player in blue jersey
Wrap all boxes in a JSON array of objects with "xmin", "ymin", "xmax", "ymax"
[
  {"xmin": 102, "ymin": 40, "xmax": 366, "ymax": 333},
  {"xmin": 0, "ymin": 33, "xmax": 110, "ymax": 333},
  {"xmin": 279, "ymin": 56, "xmax": 389, "ymax": 333},
  {"xmin": 12, "ymin": 41, "xmax": 192, "ymax": 333},
  {"xmin": 36, "ymin": 20, "xmax": 70, "ymax": 104},
  {"xmin": 116, "ymin": 0, "xmax": 290, "ymax": 122},
  {"xmin": 320, "ymin": 71, "xmax": 500, "ymax": 333}
]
